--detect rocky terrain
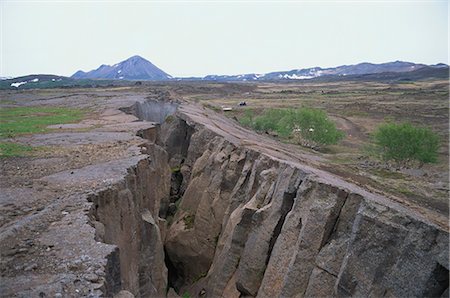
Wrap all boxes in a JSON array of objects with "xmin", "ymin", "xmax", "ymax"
[{"xmin": 0, "ymin": 84, "xmax": 448, "ymax": 297}]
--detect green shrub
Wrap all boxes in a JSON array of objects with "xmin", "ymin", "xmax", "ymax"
[
  {"xmin": 373, "ymin": 122, "xmax": 439, "ymax": 164},
  {"xmin": 241, "ymin": 108, "xmax": 344, "ymax": 147},
  {"xmin": 239, "ymin": 109, "xmax": 255, "ymax": 127}
]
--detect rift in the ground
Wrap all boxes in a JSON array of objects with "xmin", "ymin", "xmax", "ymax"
[
  {"xmin": 88, "ymin": 100, "xmax": 449, "ymax": 297},
  {"xmin": 0, "ymin": 81, "xmax": 448, "ymax": 298}
]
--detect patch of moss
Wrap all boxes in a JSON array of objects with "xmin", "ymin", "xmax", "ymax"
[
  {"xmin": 183, "ymin": 214, "xmax": 195, "ymax": 229},
  {"xmin": 165, "ymin": 114, "xmax": 175, "ymax": 123},
  {"xmin": 171, "ymin": 166, "xmax": 181, "ymax": 173}
]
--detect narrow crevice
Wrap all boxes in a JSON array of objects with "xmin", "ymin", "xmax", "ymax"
[
  {"xmin": 103, "ymin": 247, "xmax": 122, "ymax": 297},
  {"xmin": 315, "ymin": 264, "xmax": 339, "ymax": 278},
  {"xmin": 265, "ymin": 186, "xmax": 299, "ymax": 266},
  {"xmin": 320, "ymin": 191, "xmax": 350, "ymax": 249},
  {"xmin": 164, "ymin": 248, "xmax": 185, "ymax": 293},
  {"xmin": 180, "ymin": 122, "xmax": 195, "ymax": 159},
  {"xmin": 160, "ymin": 167, "xmax": 184, "ymax": 219},
  {"xmin": 422, "ymin": 263, "xmax": 449, "ymax": 298}
]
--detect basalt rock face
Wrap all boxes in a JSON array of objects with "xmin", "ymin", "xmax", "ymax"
[
  {"xmin": 152, "ymin": 107, "xmax": 449, "ymax": 298},
  {"xmin": 88, "ymin": 143, "xmax": 171, "ymax": 297}
]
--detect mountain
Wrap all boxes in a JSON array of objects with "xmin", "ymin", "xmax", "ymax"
[
  {"xmin": 197, "ymin": 61, "xmax": 447, "ymax": 82},
  {"xmin": 72, "ymin": 55, "xmax": 172, "ymax": 80},
  {"xmin": 6, "ymin": 59, "xmax": 447, "ymax": 88}
]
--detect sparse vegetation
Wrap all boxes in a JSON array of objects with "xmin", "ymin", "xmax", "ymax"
[
  {"xmin": 165, "ymin": 114, "xmax": 175, "ymax": 123},
  {"xmin": 373, "ymin": 122, "xmax": 439, "ymax": 164},
  {"xmin": 0, "ymin": 106, "xmax": 85, "ymax": 138},
  {"xmin": 202, "ymin": 102, "xmax": 221, "ymax": 112},
  {"xmin": 171, "ymin": 166, "xmax": 181, "ymax": 173},
  {"xmin": 193, "ymin": 272, "xmax": 207, "ymax": 282},
  {"xmin": 240, "ymin": 108, "xmax": 344, "ymax": 148}
]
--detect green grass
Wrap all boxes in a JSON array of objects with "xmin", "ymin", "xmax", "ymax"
[
  {"xmin": 0, "ymin": 106, "xmax": 85, "ymax": 138},
  {"xmin": 396, "ymin": 186, "xmax": 416, "ymax": 196},
  {"xmin": 0, "ymin": 142, "xmax": 34, "ymax": 158}
]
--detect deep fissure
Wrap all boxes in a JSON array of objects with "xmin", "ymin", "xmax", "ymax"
[
  {"xmin": 128, "ymin": 100, "xmax": 191, "ymax": 295},
  {"xmin": 85, "ymin": 100, "xmax": 450, "ymax": 297},
  {"xmin": 164, "ymin": 247, "xmax": 185, "ymax": 293}
]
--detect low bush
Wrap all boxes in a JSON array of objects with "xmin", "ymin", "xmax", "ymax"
[
  {"xmin": 240, "ymin": 108, "xmax": 344, "ymax": 147},
  {"xmin": 373, "ymin": 122, "xmax": 439, "ymax": 164}
]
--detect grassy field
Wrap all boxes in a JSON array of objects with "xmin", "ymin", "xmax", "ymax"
[
  {"xmin": 0, "ymin": 106, "xmax": 85, "ymax": 138},
  {"xmin": 0, "ymin": 142, "xmax": 34, "ymax": 158},
  {"xmin": 0, "ymin": 106, "xmax": 85, "ymax": 157}
]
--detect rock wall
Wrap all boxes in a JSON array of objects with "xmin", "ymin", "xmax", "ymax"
[
  {"xmin": 157, "ymin": 114, "xmax": 449, "ymax": 298},
  {"xmin": 88, "ymin": 141, "xmax": 171, "ymax": 297}
]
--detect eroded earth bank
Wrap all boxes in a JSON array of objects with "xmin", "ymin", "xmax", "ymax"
[{"xmin": 1, "ymin": 90, "xmax": 448, "ymax": 297}]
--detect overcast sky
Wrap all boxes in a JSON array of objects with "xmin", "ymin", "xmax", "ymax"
[{"xmin": 1, "ymin": 0, "xmax": 448, "ymax": 77}]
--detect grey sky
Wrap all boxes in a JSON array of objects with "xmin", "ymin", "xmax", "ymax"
[{"xmin": 1, "ymin": 0, "xmax": 448, "ymax": 78}]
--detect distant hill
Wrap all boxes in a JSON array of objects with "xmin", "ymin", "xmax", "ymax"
[
  {"xmin": 0, "ymin": 75, "xmax": 72, "ymax": 89},
  {"xmin": 0, "ymin": 74, "xmax": 132, "ymax": 90},
  {"xmin": 309, "ymin": 65, "xmax": 449, "ymax": 83},
  {"xmin": 198, "ymin": 61, "xmax": 448, "ymax": 82},
  {"xmin": 72, "ymin": 55, "xmax": 172, "ymax": 81}
]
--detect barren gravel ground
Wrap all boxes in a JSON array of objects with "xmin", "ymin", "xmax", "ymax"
[{"xmin": 0, "ymin": 87, "xmax": 159, "ymax": 296}]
